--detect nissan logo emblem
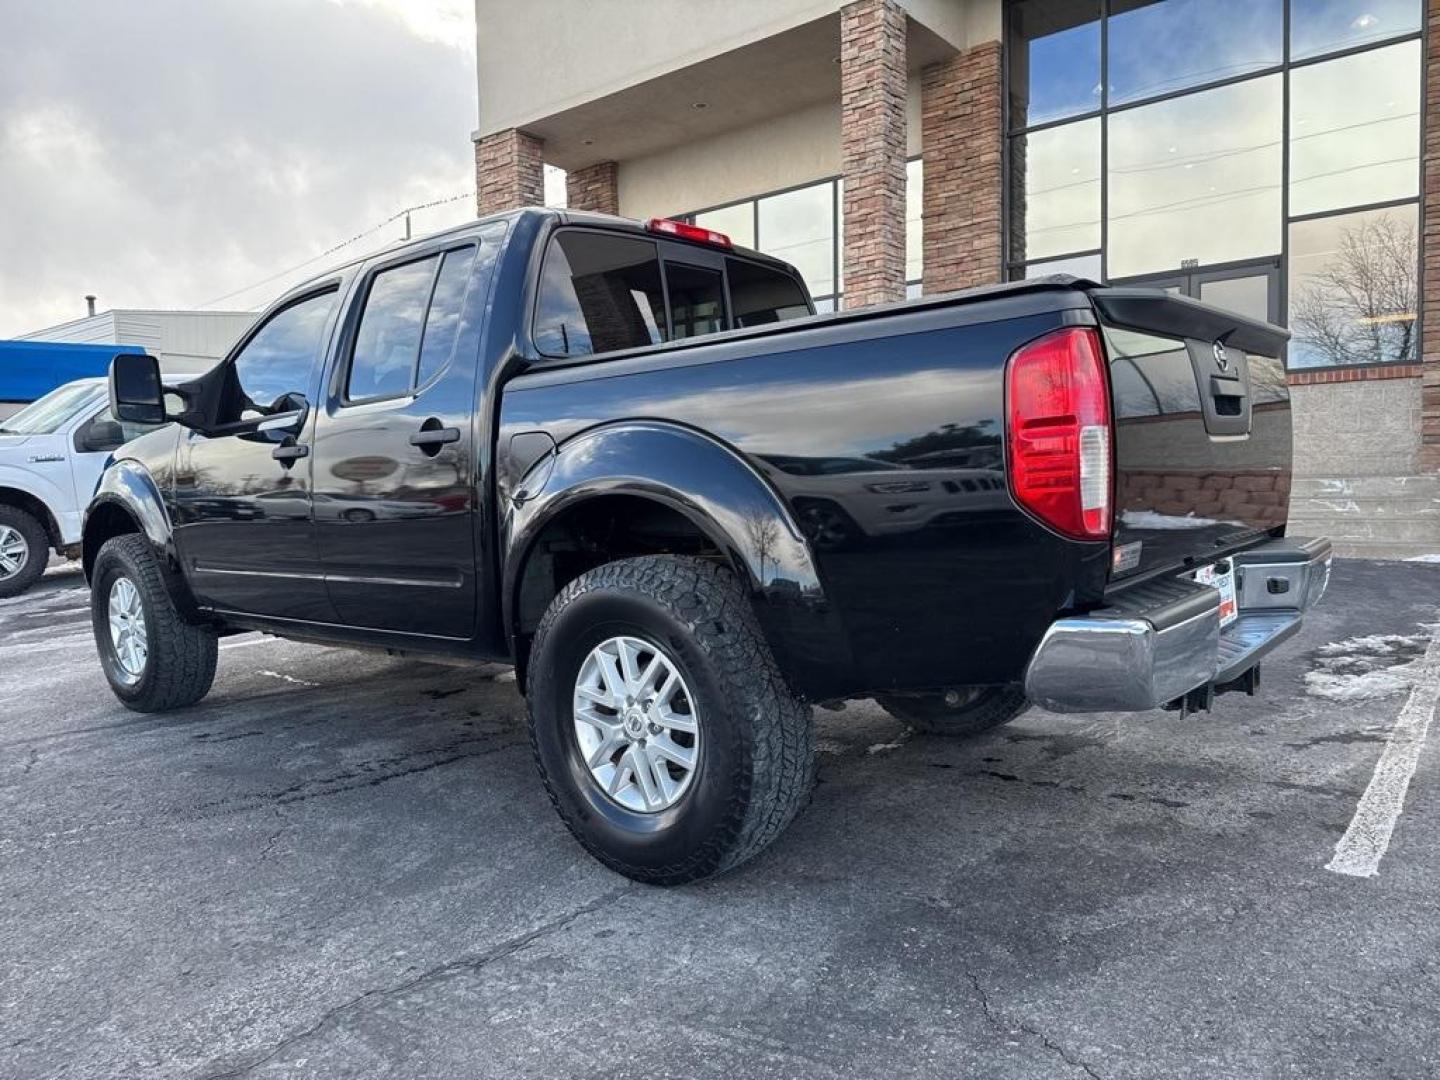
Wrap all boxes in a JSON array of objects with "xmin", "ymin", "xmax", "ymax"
[{"xmin": 1213, "ymin": 340, "xmax": 1230, "ymax": 372}]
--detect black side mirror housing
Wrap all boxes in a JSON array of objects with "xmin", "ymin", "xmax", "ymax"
[
  {"xmin": 109, "ymin": 353, "xmax": 165, "ymax": 425},
  {"xmin": 80, "ymin": 419, "xmax": 127, "ymax": 454}
]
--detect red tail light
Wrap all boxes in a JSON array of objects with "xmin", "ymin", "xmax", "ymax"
[
  {"xmin": 645, "ymin": 217, "xmax": 732, "ymax": 249},
  {"xmin": 1005, "ymin": 327, "xmax": 1112, "ymax": 540}
]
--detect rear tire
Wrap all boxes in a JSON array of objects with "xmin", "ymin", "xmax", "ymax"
[
  {"xmin": 526, "ymin": 555, "xmax": 813, "ymax": 885},
  {"xmin": 0, "ymin": 507, "xmax": 48, "ymax": 599},
  {"xmin": 91, "ymin": 534, "xmax": 217, "ymax": 712},
  {"xmin": 876, "ymin": 686, "xmax": 1028, "ymax": 736}
]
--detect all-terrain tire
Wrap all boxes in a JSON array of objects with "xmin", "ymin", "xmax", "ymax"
[
  {"xmin": 876, "ymin": 686, "xmax": 1029, "ymax": 736},
  {"xmin": 0, "ymin": 506, "xmax": 48, "ymax": 599},
  {"xmin": 526, "ymin": 555, "xmax": 814, "ymax": 885},
  {"xmin": 91, "ymin": 534, "xmax": 218, "ymax": 712}
]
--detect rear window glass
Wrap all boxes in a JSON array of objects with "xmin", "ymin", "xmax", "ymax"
[
  {"xmin": 727, "ymin": 258, "xmax": 811, "ymax": 327},
  {"xmin": 666, "ymin": 263, "xmax": 726, "ymax": 339},
  {"xmin": 534, "ymin": 232, "xmax": 666, "ymax": 357}
]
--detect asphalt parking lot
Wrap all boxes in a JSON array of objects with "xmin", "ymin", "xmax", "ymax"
[{"xmin": 3, "ymin": 558, "xmax": 1440, "ymax": 1079}]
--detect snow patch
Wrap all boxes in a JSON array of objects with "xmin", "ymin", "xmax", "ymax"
[
  {"xmin": 1404, "ymin": 554, "xmax": 1440, "ymax": 563},
  {"xmin": 866, "ymin": 741, "xmax": 906, "ymax": 755},
  {"xmin": 257, "ymin": 670, "xmax": 319, "ymax": 688},
  {"xmin": 1304, "ymin": 633, "xmax": 1428, "ymax": 702}
]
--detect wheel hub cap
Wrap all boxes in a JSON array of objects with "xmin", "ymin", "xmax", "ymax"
[
  {"xmin": 107, "ymin": 576, "xmax": 148, "ymax": 683},
  {"xmin": 0, "ymin": 525, "xmax": 29, "ymax": 580},
  {"xmin": 573, "ymin": 636, "xmax": 700, "ymax": 814}
]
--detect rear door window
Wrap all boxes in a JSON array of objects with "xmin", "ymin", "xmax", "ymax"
[
  {"xmin": 726, "ymin": 258, "xmax": 812, "ymax": 327},
  {"xmin": 533, "ymin": 232, "xmax": 667, "ymax": 357},
  {"xmin": 346, "ymin": 245, "xmax": 478, "ymax": 402},
  {"xmin": 665, "ymin": 263, "xmax": 726, "ymax": 339}
]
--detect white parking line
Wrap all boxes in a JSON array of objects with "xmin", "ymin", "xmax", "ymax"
[{"xmin": 1326, "ymin": 625, "xmax": 1440, "ymax": 878}]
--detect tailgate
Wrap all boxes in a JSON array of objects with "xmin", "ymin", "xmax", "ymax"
[{"xmin": 1091, "ymin": 288, "xmax": 1292, "ymax": 584}]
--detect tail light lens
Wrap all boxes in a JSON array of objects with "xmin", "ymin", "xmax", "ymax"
[{"xmin": 1005, "ymin": 327, "xmax": 1112, "ymax": 540}]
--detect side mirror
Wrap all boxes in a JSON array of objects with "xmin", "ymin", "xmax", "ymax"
[
  {"xmin": 110, "ymin": 353, "xmax": 165, "ymax": 425},
  {"xmin": 80, "ymin": 419, "xmax": 127, "ymax": 454}
]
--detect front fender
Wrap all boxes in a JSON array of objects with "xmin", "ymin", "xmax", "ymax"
[
  {"xmin": 504, "ymin": 421, "xmax": 855, "ymax": 698},
  {"xmin": 84, "ymin": 458, "xmax": 174, "ymax": 575}
]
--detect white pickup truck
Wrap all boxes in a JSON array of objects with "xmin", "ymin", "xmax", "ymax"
[{"xmin": 0, "ymin": 379, "xmax": 160, "ymax": 598}]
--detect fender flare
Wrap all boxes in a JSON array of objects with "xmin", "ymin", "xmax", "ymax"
[
  {"xmin": 503, "ymin": 422, "xmax": 851, "ymax": 693},
  {"xmin": 83, "ymin": 458, "xmax": 174, "ymax": 578}
]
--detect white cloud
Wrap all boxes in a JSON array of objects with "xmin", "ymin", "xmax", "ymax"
[{"xmin": 0, "ymin": 0, "xmax": 479, "ymax": 335}]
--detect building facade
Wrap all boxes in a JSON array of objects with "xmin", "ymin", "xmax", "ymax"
[
  {"xmin": 473, "ymin": 0, "xmax": 1439, "ymax": 554},
  {"xmin": 19, "ymin": 309, "xmax": 256, "ymax": 377}
]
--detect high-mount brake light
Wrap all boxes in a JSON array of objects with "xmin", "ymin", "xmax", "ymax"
[
  {"xmin": 645, "ymin": 218, "xmax": 733, "ymax": 249},
  {"xmin": 1005, "ymin": 326, "xmax": 1113, "ymax": 541}
]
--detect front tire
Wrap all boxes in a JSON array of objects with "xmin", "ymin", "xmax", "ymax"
[
  {"xmin": 876, "ymin": 686, "xmax": 1029, "ymax": 736},
  {"xmin": 526, "ymin": 556, "xmax": 813, "ymax": 885},
  {"xmin": 0, "ymin": 506, "xmax": 48, "ymax": 599},
  {"xmin": 91, "ymin": 535, "xmax": 217, "ymax": 712}
]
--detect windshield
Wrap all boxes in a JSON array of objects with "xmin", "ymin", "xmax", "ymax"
[{"xmin": 0, "ymin": 382, "xmax": 101, "ymax": 435}]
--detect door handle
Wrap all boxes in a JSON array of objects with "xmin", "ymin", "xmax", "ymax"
[
  {"xmin": 272, "ymin": 443, "xmax": 309, "ymax": 463},
  {"xmin": 410, "ymin": 426, "xmax": 460, "ymax": 448}
]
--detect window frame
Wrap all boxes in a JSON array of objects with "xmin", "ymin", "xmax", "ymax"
[
  {"xmin": 1001, "ymin": 0, "xmax": 1424, "ymax": 373},
  {"xmin": 337, "ymin": 241, "xmax": 479, "ymax": 408}
]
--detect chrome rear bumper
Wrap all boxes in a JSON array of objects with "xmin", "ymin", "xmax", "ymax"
[{"xmin": 1024, "ymin": 536, "xmax": 1331, "ymax": 713}]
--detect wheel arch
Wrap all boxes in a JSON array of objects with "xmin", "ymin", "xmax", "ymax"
[
  {"xmin": 502, "ymin": 422, "xmax": 852, "ymax": 697},
  {"xmin": 83, "ymin": 460, "xmax": 173, "ymax": 584},
  {"xmin": 0, "ymin": 484, "xmax": 62, "ymax": 551}
]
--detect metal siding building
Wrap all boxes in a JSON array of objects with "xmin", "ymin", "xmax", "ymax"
[{"xmin": 19, "ymin": 309, "xmax": 255, "ymax": 377}]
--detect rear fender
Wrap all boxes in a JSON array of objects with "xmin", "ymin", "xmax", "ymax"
[{"xmin": 504, "ymin": 421, "xmax": 853, "ymax": 697}]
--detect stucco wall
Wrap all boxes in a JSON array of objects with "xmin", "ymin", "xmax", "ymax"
[{"xmin": 616, "ymin": 78, "xmax": 922, "ymax": 221}]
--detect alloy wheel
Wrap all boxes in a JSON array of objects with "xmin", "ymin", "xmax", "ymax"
[
  {"xmin": 572, "ymin": 635, "xmax": 700, "ymax": 813},
  {"xmin": 0, "ymin": 525, "xmax": 29, "ymax": 580},
  {"xmin": 107, "ymin": 576, "xmax": 149, "ymax": 684}
]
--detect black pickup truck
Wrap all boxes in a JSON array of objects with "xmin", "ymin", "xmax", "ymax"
[{"xmin": 87, "ymin": 208, "xmax": 1330, "ymax": 883}]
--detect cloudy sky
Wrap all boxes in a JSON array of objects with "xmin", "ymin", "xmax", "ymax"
[{"xmin": 0, "ymin": 0, "xmax": 532, "ymax": 337}]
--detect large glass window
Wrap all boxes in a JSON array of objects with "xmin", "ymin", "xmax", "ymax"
[
  {"xmin": 1107, "ymin": 0, "xmax": 1283, "ymax": 105},
  {"xmin": 1288, "ymin": 204, "xmax": 1418, "ymax": 368},
  {"xmin": 905, "ymin": 158, "xmax": 923, "ymax": 288},
  {"xmin": 1289, "ymin": 41, "xmax": 1420, "ymax": 217},
  {"xmin": 682, "ymin": 165, "xmax": 924, "ymax": 308},
  {"xmin": 693, "ymin": 203, "xmax": 755, "ymax": 250},
  {"xmin": 1107, "ymin": 76, "xmax": 1282, "ymax": 278},
  {"xmin": 229, "ymin": 289, "xmax": 336, "ymax": 419},
  {"xmin": 1009, "ymin": 117, "xmax": 1101, "ymax": 264},
  {"xmin": 1290, "ymin": 0, "xmax": 1420, "ymax": 60},
  {"xmin": 1007, "ymin": 0, "xmax": 1101, "ymax": 128},
  {"xmin": 533, "ymin": 232, "xmax": 666, "ymax": 358},
  {"xmin": 758, "ymin": 184, "xmax": 835, "ymax": 299},
  {"xmin": 1005, "ymin": 0, "xmax": 1422, "ymax": 370}
]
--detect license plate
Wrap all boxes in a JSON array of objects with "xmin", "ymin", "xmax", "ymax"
[{"xmin": 1194, "ymin": 559, "xmax": 1238, "ymax": 627}]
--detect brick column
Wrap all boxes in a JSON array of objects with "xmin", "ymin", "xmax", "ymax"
[
  {"xmin": 1422, "ymin": 0, "xmax": 1440, "ymax": 471},
  {"xmin": 475, "ymin": 128, "xmax": 544, "ymax": 215},
  {"xmin": 839, "ymin": 0, "xmax": 907, "ymax": 308},
  {"xmin": 567, "ymin": 161, "xmax": 620, "ymax": 214},
  {"xmin": 920, "ymin": 40, "xmax": 1003, "ymax": 294}
]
